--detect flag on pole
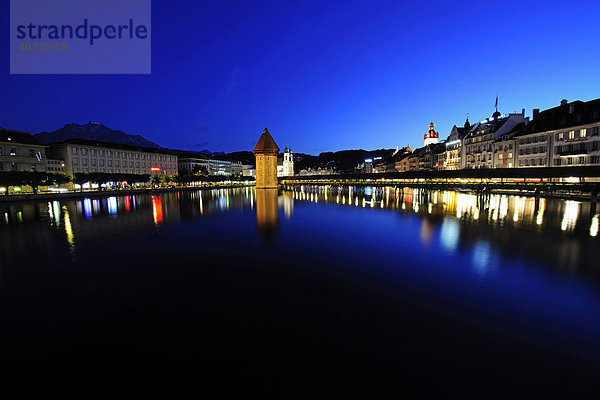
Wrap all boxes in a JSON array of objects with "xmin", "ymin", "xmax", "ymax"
[{"xmin": 495, "ymin": 94, "xmax": 498, "ymax": 110}]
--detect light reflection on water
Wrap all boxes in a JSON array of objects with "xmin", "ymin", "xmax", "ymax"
[
  {"xmin": 0, "ymin": 186, "xmax": 598, "ymax": 284},
  {"xmin": 1, "ymin": 185, "xmax": 600, "ymax": 385}
]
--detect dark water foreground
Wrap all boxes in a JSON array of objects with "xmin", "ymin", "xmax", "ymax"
[{"xmin": 0, "ymin": 186, "xmax": 599, "ymax": 396}]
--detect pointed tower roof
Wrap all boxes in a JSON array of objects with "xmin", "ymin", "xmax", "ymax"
[{"xmin": 253, "ymin": 128, "xmax": 280, "ymax": 155}]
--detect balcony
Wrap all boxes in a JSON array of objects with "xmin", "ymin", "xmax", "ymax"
[{"xmin": 555, "ymin": 144, "xmax": 590, "ymax": 156}]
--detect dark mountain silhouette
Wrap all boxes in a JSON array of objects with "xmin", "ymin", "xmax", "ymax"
[
  {"xmin": 294, "ymin": 149, "xmax": 394, "ymax": 173},
  {"xmin": 35, "ymin": 122, "xmax": 161, "ymax": 148},
  {"xmin": 221, "ymin": 148, "xmax": 395, "ymax": 172}
]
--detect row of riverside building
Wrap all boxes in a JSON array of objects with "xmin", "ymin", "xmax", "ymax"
[
  {"xmin": 0, "ymin": 131, "xmax": 245, "ymax": 177},
  {"xmin": 368, "ymin": 98, "xmax": 600, "ymax": 173}
]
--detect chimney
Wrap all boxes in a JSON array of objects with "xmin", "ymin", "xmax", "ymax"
[
  {"xmin": 532, "ymin": 109, "xmax": 540, "ymax": 119},
  {"xmin": 561, "ymin": 99, "xmax": 568, "ymax": 106},
  {"xmin": 521, "ymin": 108, "xmax": 525, "ymax": 116}
]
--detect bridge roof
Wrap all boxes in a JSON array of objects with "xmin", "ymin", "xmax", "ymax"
[{"xmin": 280, "ymin": 166, "xmax": 600, "ymax": 180}]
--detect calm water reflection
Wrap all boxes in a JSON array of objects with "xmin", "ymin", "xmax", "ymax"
[{"xmin": 1, "ymin": 186, "xmax": 599, "ymax": 394}]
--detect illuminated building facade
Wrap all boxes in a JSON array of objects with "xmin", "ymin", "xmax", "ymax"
[
  {"xmin": 0, "ymin": 128, "xmax": 62, "ymax": 172},
  {"xmin": 462, "ymin": 111, "xmax": 525, "ymax": 169},
  {"xmin": 539, "ymin": 99, "xmax": 600, "ymax": 167},
  {"xmin": 515, "ymin": 130, "xmax": 551, "ymax": 168},
  {"xmin": 277, "ymin": 147, "xmax": 294, "ymax": 177},
  {"xmin": 47, "ymin": 139, "xmax": 178, "ymax": 176},
  {"xmin": 492, "ymin": 123, "xmax": 521, "ymax": 168},
  {"xmin": 254, "ymin": 128, "xmax": 279, "ymax": 189},
  {"xmin": 423, "ymin": 122, "xmax": 439, "ymax": 146},
  {"xmin": 442, "ymin": 119, "xmax": 470, "ymax": 170},
  {"xmin": 178, "ymin": 156, "xmax": 210, "ymax": 175}
]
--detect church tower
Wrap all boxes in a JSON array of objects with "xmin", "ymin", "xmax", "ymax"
[
  {"xmin": 282, "ymin": 147, "xmax": 294, "ymax": 177},
  {"xmin": 424, "ymin": 122, "xmax": 439, "ymax": 146},
  {"xmin": 253, "ymin": 128, "xmax": 280, "ymax": 189}
]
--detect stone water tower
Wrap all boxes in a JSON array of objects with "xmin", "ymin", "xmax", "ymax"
[{"xmin": 253, "ymin": 128, "xmax": 280, "ymax": 189}]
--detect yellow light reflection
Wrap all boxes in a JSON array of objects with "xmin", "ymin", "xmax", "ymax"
[
  {"xmin": 589, "ymin": 214, "xmax": 599, "ymax": 237},
  {"xmin": 62, "ymin": 206, "xmax": 75, "ymax": 248},
  {"xmin": 561, "ymin": 200, "xmax": 579, "ymax": 231}
]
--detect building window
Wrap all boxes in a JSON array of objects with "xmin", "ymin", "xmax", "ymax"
[
  {"xmin": 581, "ymin": 128, "xmax": 587, "ymax": 138},
  {"xmin": 107, "ymin": 151, "xmax": 112, "ymax": 157},
  {"xmin": 569, "ymin": 130, "xmax": 575, "ymax": 140},
  {"xmin": 99, "ymin": 150, "xmax": 104, "ymax": 157},
  {"xmin": 100, "ymin": 159, "xmax": 105, "ymax": 167},
  {"xmin": 558, "ymin": 132, "xmax": 564, "ymax": 140},
  {"xmin": 579, "ymin": 156, "xmax": 585, "ymax": 164},
  {"xmin": 82, "ymin": 158, "xmax": 88, "ymax": 166},
  {"xmin": 115, "ymin": 160, "xmax": 120, "ymax": 167},
  {"xmin": 73, "ymin": 157, "xmax": 78, "ymax": 165},
  {"xmin": 72, "ymin": 148, "xmax": 77, "ymax": 155},
  {"xmin": 108, "ymin": 160, "xmax": 112, "ymax": 167},
  {"xmin": 91, "ymin": 159, "xmax": 96, "ymax": 166},
  {"xmin": 81, "ymin": 148, "xmax": 87, "ymax": 155}
]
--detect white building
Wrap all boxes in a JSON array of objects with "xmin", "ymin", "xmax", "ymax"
[
  {"xmin": 47, "ymin": 139, "xmax": 178, "ymax": 176},
  {"xmin": 462, "ymin": 111, "xmax": 526, "ymax": 169},
  {"xmin": 277, "ymin": 147, "xmax": 294, "ymax": 177},
  {"xmin": 179, "ymin": 156, "xmax": 243, "ymax": 176}
]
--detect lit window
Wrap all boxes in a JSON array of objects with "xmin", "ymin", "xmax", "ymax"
[
  {"xmin": 569, "ymin": 130, "xmax": 575, "ymax": 139},
  {"xmin": 581, "ymin": 128, "xmax": 587, "ymax": 138}
]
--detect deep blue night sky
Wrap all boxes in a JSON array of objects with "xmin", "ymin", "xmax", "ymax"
[{"xmin": 1, "ymin": 0, "xmax": 600, "ymax": 154}]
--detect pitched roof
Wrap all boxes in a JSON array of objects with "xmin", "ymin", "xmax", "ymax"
[
  {"xmin": 493, "ymin": 122, "xmax": 525, "ymax": 142},
  {"xmin": 0, "ymin": 128, "xmax": 43, "ymax": 146},
  {"xmin": 253, "ymin": 128, "xmax": 280, "ymax": 155},
  {"xmin": 527, "ymin": 98, "xmax": 600, "ymax": 134}
]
